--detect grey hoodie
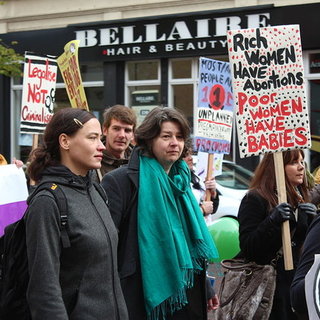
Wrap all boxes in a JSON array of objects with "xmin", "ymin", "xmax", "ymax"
[{"xmin": 25, "ymin": 165, "xmax": 128, "ymax": 320}]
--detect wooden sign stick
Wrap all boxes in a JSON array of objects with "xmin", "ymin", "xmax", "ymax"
[
  {"xmin": 205, "ymin": 153, "xmax": 214, "ymax": 201},
  {"xmin": 29, "ymin": 134, "xmax": 39, "ymax": 186},
  {"xmin": 273, "ymin": 151, "xmax": 293, "ymax": 270}
]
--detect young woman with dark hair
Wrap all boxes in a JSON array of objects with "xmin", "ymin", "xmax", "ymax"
[
  {"xmin": 25, "ymin": 107, "xmax": 128, "ymax": 320},
  {"xmin": 238, "ymin": 149, "xmax": 316, "ymax": 320}
]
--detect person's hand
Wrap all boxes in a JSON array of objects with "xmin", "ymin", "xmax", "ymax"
[
  {"xmin": 207, "ymin": 294, "xmax": 220, "ymax": 311},
  {"xmin": 298, "ymin": 203, "xmax": 318, "ymax": 225},
  {"xmin": 12, "ymin": 157, "xmax": 24, "ymax": 169},
  {"xmin": 204, "ymin": 178, "xmax": 217, "ymax": 198},
  {"xmin": 298, "ymin": 203, "xmax": 318, "ymax": 217},
  {"xmin": 269, "ymin": 202, "xmax": 295, "ymax": 225},
  {"xmin": 200, "ymin": 201, "xmax": 213, "ymax": 216}
]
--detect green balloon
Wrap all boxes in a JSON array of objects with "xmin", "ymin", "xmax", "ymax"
[{"xmin": 208, "ymin": 217, "xmax": 240, "ymax": 262}]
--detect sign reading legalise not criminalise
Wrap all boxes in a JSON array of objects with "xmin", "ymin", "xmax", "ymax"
[{"xmin": 20, "ymin": 53, "xmax": 57, "ymax": 134}]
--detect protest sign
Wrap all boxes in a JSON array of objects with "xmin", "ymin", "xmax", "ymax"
[
  {"xmin": 20, "ymin": 53, "xmax": 57, "ymax": 134},
  {"xmin": 0, "ymin": 165, "xmax": 28, "ymax": 236},
  {"xmin": 194, "ymin": 57, "xmax": 233, "ymax": 201},
  {"xmin": 57, "ymin": 40, "xmax": 88, "ymax": 110},
  {"xmin": 227, "ymin": 25, "xmax": 311, "ymax": 270},
  {"xmin": 194, "ymin": 57, "xmax": 234, "ymax": 154},
  {"xmin": 196, "ymin": 152, "xmax": 223, "ymax": 180},
  {"xmin": 227, "ymin": 25, "xmax": 311, "ymax": 158},
  {"xmin": 305, "ymin": 254, "xmax": 320, "ymax": 319}
]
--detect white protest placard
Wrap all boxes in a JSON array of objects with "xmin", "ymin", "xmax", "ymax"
[
  {"xmin": 0, "ymin": 165, "xmax": 28, "ymax": 236},
  {"xmin": 20, "ymin": 53, "xmax": 57, "ymax": 134},
  {"xmin": 194, "ymin": 57, "xmax": 234, "ymax": 154},
  {"xmin": 227, "ymin": 25, "xmax": 311, "ymax": 158},
  {"xmin": 305, "ymin": 254, "xmax": 320, "ymax": 319},
  {"xmin": 195, "ymin": 152, "xmax": 224, "ymax": 180}
]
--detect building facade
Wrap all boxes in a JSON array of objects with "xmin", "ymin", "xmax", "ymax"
[{"xmin": 1, "ymin": 0, "xmax": 320, "ymax": 171}]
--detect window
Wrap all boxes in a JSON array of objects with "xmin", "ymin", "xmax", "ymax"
[
  {"xmin": 125, "ymin": 60, "xmax": 161, "ymax": 125},
  {"xmin": 303, "ymin": 51, "xmax": 320, "ymax": 172}
]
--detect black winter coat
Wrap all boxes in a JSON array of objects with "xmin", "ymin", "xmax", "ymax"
[
  {"xmin": 101, "ymin": 147, "xmax": 209, "ymax": 320},
  {"xmin": 238, "ymin": 191, "xmax": 310, "ymax": 320},
  {"xmin": 25, "ymin": 165, "xmax": 128, "ymax": 320}
]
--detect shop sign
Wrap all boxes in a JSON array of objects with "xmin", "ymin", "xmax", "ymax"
[{"xmin": 75, "ymin": 9, "xmax": 271, "ymax": 60}]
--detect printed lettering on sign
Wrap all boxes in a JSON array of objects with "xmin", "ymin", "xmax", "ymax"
[
  {"xmin": 194, "ymin": 57, "xmax": 234, "ymax": 154},
  {"xmin": 227, "ymin": 25, "xmax": 311, "ymax": 158}
]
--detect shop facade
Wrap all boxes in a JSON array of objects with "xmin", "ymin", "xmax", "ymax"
[{"xmin": 1, "ymin": 2, "xmax": 320, "ymax": 171}]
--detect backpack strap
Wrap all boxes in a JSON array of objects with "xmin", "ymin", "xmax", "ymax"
[{"xmin": 29, "ymin": 182, "xmax": 71, "ymax": 249}]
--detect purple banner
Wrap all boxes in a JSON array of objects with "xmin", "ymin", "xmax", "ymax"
[{"xmin": 0, "ymin": 200, "xmax": 27, "ymax": 236}]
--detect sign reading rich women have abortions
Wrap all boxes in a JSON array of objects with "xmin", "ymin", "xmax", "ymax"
[{"xmin": 227, "ymin": 25, "xmax": 311, "ymax": 158}]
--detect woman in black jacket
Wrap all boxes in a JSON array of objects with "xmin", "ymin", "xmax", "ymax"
[
  {"xmin": 101, "ymin": 107, "xmax": 218, "ymax": 320},
  {"xmin": 25, "ymin": 108, "xmax": 128, "ymax": 320},
  {"xmin": 238, "ymin": 149, "xmax": 316, "ymax": 320}
]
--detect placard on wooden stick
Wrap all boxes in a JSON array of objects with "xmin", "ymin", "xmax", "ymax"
[
  {"xmin": 194, "ymin": 57, "xmax": 234, "ymax": 191},
  {"xmin": 227, "ymin": 25, "xmax": 311, "ymax": 270}
]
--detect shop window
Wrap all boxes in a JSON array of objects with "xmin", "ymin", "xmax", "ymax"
[
  {"xmin": 127, "ymin": 61, "xmax": 159, "ymax": 81},
  {"xmin": 309, "ymin": 53, "xmax": 320, "ymax": 74},
  {"xmin": 125, "ymin": 60, "xmax": 161, "ymax": 124},
  {"xmin": 80, "ymin": 62, "xmax": 103, "ymax": 82},
  {"xmin": 309, "ymin": 79, "xmax": 320, "ymax": 171},
  {"xmin": 171, "ymin": 60, "xmax": 192, "ymax": 79},
  {"xmin": 172, "ymin": 84, "xmax": 193, "ymax": 126},
  {"xmin": 169, "ymin": 58, "xmax": 197, "ymax": 132}
]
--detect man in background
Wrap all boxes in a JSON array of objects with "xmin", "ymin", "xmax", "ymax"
[{"xmin": 100, "ymin": 104, "xmax": 137, "ymax": 177}]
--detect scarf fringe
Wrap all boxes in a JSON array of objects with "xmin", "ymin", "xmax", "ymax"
[
  {"xmin": 147, "ymin": 244, "xmax": 211, "ymax": 320},
  {"xmin": 191, "ymin": 240, "xmax": 213, "ymax": 269},
  {"xmin": 147, "ymin": 269, "xmax": 195, "ymax": 320}
]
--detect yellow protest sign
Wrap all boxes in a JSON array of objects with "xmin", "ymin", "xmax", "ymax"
[{"xmin": 57, "ymin": 40, "xmax": 88, "ymax": 110}]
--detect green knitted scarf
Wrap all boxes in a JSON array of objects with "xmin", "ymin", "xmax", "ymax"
[{"xmin": 138, "ymin": 156, "xmax": 219, "ymax": 320}]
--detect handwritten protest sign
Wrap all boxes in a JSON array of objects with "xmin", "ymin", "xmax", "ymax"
[
  {"xmin": 57, "ymin": 40, "xmax": 88, "ymax": 110},
  {"xmin": 194, "ymin": 57, "xmax": 234, "ymax": 154},
  {"xmin": 20, "ymin": 53, "xmax": 57, "ymax": 134},
  {"xmin": 228, "ymin": 25, "xmax": 311, "ymax": 270},
  {"xmin": 227, "ymin": 25, "xmax": 311, "ymax": 158}
]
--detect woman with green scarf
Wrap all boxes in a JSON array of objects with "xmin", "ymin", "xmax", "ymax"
[{"xmin": 101, "ymin": 107, "xmax": 219, "ymax": 320}]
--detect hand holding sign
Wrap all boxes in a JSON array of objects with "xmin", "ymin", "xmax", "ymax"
[{"xmin": 227, "ymin": 25, "xmax": 311, "ymax": 270}]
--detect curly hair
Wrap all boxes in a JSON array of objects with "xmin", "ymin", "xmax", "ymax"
[{"xmin": 134, "ymin": 107, "xmax": 191, "ymax": 159}]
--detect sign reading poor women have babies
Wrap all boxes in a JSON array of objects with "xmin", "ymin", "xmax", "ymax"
[{"xmin": 227, "ymin": 25, "xmax": 311, "ymax": 158}]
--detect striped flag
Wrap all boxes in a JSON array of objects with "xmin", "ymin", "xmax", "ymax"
[{"xmin": 0, "ymin": 164, "xmax": 28, "ymax": 236}]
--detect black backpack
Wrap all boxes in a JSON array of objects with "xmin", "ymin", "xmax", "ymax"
[
  {"xmin": 0, "ymin": 182, "xmax": 71, "ymax": 320},
  {"xmin": 0, "ymin": 181, "xmax": 108, "ymax": 320}
]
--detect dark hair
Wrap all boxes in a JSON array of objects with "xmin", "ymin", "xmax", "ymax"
[
  {"xmin": 27, "ymin": 108, "xmax": 95, "ymax": 182},
  {"xmin": 135, "ymin": 107, "xmax": 191, "ymax": 158},
  {"xmin": 103, "ymin": 105, "xmax": 137, "ymax": 131},
  {"xmin": 250, "ymin": 149, "xmax": 309, "ymax": 209}
]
